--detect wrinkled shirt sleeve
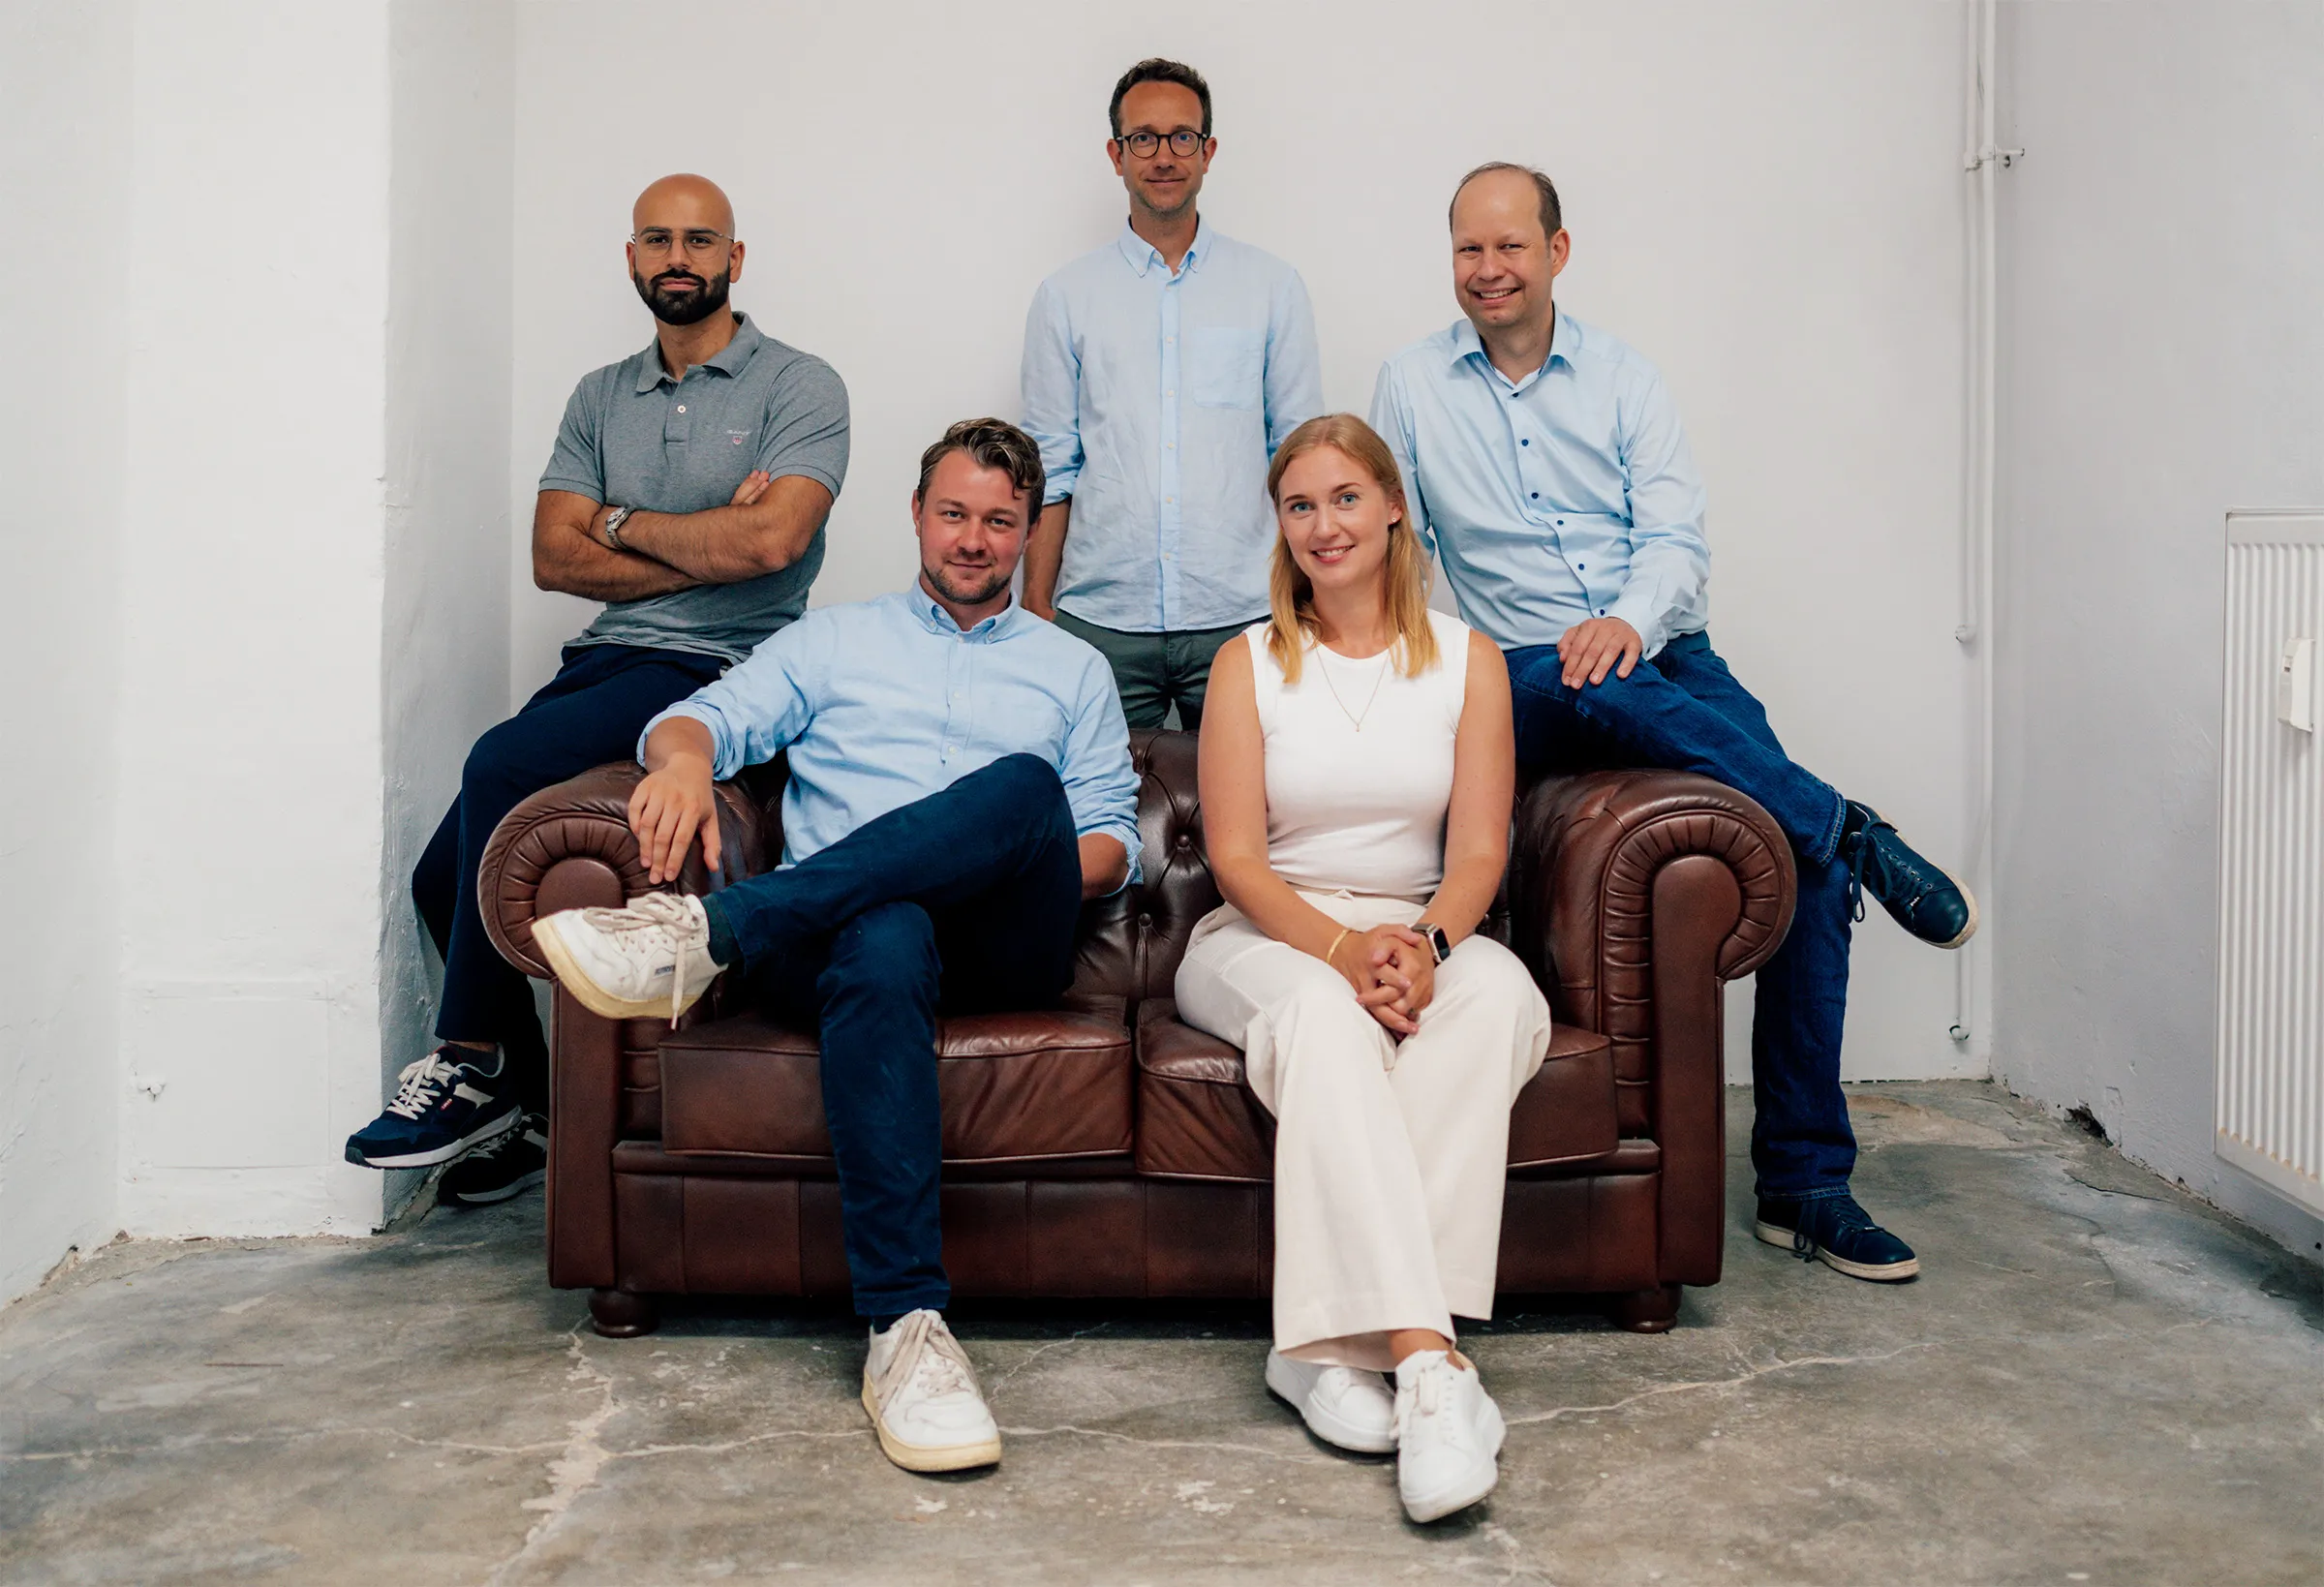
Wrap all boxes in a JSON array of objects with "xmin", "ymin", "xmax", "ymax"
[
  {"xmin": 1604, "ymin": 362, "xmax": 1709, "ymax": 658},
  {"xmin": 1020, "ymin": 280, "xmax": 1083, "ymax": 505},
  {"xmin": 1264, "ymin": 271, "xmax": 1325, "ymax": 455},
  {"xmin": 1058, "ymin": 651, "xmax": 1144, "ymax": 889},
  {"xmin": 637, "ymin": 619, "xmax": 824, "ymax": 781}
]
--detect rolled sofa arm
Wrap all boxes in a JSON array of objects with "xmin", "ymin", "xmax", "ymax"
[
  {"xmin": 475, "ymin": 761, "xmax": 776, "ymax": 1293},
  {"xmin": 1507, "ymin": 769, "xmax": 1795, "ymax": 1287},
  {"xmin": 477, "ymin": 762, "xmax": 775, "ymax": 978}
]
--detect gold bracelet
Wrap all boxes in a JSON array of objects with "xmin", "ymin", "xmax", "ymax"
[{"xmin": 1324, "ymin": 927, "xmax": 1354, "ymax": 968}]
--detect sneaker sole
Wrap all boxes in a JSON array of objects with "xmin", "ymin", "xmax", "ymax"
[
  {"xmin": 1400, "ymin": 1399, "xmax": 1505, "ymax": 1523},
  {"xmin": 859, "ymin": 1378, "xmax": 1001, "ymax": 1473},
  {"xmin": 533, "ymin": 912, "xmax": 710, "ymax": 1023},
  {"xmin": 347, "ymin": 1110, "xmax": 522, "ymax": 1171},
  {"xmin": 440, "ymin": 1169, "xmax": 546, "ymax": 1207},
  {"xmin": 1755, "ymin": 1220, "xmax": 1922, "ymax": 1282},
  {"xmin": 1265, "ymin": 1356, "xmax": 1395, "ymax": 1453}
]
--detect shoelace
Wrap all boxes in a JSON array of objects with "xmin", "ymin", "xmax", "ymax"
[
  {"xmin": 1790, "ymin": 1197, "xmax": 1876, "ymax": 1261},
  {"xmin": 872, "ymin": 1312, "xmax": 978, "ymax": 1409},
  {"xmin": 576, "ymin": 892, "xmax": 705, "ymax": 1023},
  {"xmin": 382, "ymin": 1053, "xmax": 461, "ymax": 1122},
  {"xmin": 1846, "ymin": 810, "xmax": 1942, "ymax": 928},
  {"xmin": 1394, "ymin": 1355, "xmax": 1451, "ymax": 1440}
]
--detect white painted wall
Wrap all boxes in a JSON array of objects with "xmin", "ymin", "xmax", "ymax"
[
  {"xmin": 382, "ymin": 1, "xmax": 516, "ymax": 1211},
  {"xmin": 0, "ymin": 0, "xmax": 133, "ymax": 1301},
  {"xmin": 1995, "ymin": 3, "xmax": 2324, "ymax": 1258},
  {"xmin": 511, "ymin": 0, "xmax": 1983, "ymax": 1083},
  {"xmin": 113, "ymin": 2, "xmax": 397, "ymax": 1237}
]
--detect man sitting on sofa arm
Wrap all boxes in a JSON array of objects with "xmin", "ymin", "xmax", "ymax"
[{"xmin": 530, "ymin": 417, "xmax": 1140, "ymax": 1477}]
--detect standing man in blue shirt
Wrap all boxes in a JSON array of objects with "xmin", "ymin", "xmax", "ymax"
[
  {"xmin": 1021, "ymin": 57, "xmax": 1324, "ymax": 727},
  {"xmin": 1371, "ymin": 163, "xmax": 1975, "ymax": 1283},
  {"xmin": 532, "ymin": 418, "xmax": 1139, "ymax": 1477},
  {"xmin": 343, "ymin": 174, "xmax": 849, "ymax": 1205}
]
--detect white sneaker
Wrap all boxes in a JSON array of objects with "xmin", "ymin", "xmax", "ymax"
[
  {"xmin": 532, "ymin": 892, "xmax": 722, "ymax": 1023},
  {"xmin": 1392, "ymin": 1350, "xmax": 1505, "ymax": 1522},
  {"xmin": 862, "ymin": 1310, "xmax": 1001, "ymax": 1473},
  {"xmin": 1265, "ymin": 1349, "xmax": 1396, "ymax": 1453}
]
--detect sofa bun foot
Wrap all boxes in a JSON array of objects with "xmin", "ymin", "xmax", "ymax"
[
  {"xmin": 589, "ymin": 1288, "xmax": 660, "ymax": 1338},
  {"xmin": 1609, "ymin": 1284, "xmax": 1681, "ymax": 1333}
]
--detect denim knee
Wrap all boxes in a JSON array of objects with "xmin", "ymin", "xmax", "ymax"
[{"xmin": 820, "ymin": 900, "xmax": 941, "ymax": 1002}]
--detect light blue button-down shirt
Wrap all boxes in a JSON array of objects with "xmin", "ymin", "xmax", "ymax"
[
  {"xmin": 639, "ymin": 589, "xmax": 1142, "ymax": 882},
  {"xmin": 1369, "ymin": 309, "xmax": 1709, "ymax": 658},
  {"xmin": 1022, "ymin": 220, "xmax": 1323, "ymax": 633}
]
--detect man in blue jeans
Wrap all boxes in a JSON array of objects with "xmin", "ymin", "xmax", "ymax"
[
  {"xmin": 532, "ymin": 418, "xmax": 1140, "ymax": 1475},
  {"xmin": 1372, "ymin": 163, "xmax": 1975, "ymax": 1283},
  {"xmin": 343, "ymin": 173, "xmax": 850, "ymax": 1203}
]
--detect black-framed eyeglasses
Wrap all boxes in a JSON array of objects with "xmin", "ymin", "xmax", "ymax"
[
  {"xmin": 631, "ymin": 229, "xmax": 733, "ymax": 259},
  {"xmin": 1116, "ymin": 129, "xmax": 1205, "ymax": 159}
]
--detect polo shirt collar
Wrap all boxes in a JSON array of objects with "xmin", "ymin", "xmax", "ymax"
[
  {"xmin": 1449, "ymin": 305, "xmax": 1577, "ymax": 392},
  {"xmin": 905, "ymin": 583, "xmax": 1022, "ymax": 642},
  {"xmin": 632, "ymin": 312, "xmax": 761, "ymax": 392},
  {"xmin": 1116, "ymin": 217, "xmax": 1212, "ymax": 278}
]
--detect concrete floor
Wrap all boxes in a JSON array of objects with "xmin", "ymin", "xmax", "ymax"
[{"xmin": 2, "ymin": 1083, "xmax": 2318, "ymax": 1587}]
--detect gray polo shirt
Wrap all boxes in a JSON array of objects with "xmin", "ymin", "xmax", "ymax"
[{"xmin": 540, "ymin": 313, "xmax": 850, "ymax": 662}]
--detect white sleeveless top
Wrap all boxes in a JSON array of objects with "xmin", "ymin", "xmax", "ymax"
[{"xmin": 1249, "ymin": 609, "xmax": 1472, "ymax": 903}]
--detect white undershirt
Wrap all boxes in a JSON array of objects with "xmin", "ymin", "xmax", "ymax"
[{"xmin": 1250, "ymin": 609, "xmax": 1471, "ymax": 903}]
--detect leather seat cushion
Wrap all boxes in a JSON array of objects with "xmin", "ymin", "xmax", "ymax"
[
  {"xmin": 1134, "ymin": 999, "xmax": 1619, "ymax": 1182},
  {"xmin": 658, "ymin": 1004, "xmax": 1132, "ymax": 1166}
]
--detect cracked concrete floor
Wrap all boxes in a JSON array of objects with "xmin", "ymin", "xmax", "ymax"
[{"xmin": 3, "ymin": 1082, "xmax": 2319, "ymax": 1586}]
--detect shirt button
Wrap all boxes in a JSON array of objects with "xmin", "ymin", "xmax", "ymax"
[
  {"xmin": 1167, "ymin": 389, "xmax": 1175, "ymax": 397},
  {"xmin": 1555, "ymin": 518, "xmax": 1564, "ymax": 527},
  {"xmin": 1530, "ymin": 492, "xmax": 1539, "ymax": 500},
  {"xmin": 676, "ymin": 405, "xmax": 687, "ymax": 413},
  {"xmin": 1520, "ymin": 439, "xmax": 1529, "ymax": 446}
]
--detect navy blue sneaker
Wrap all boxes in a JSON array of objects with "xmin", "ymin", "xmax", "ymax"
[
  {"xmin": 1756, "ymin": 1194, "xmax": 1921, "ymax": 1282},
  {"xmin": 1842, "ymin": 802, "xmax": 1977, "ymax": 949},
  {"xmin": 438, "ymin": 1113, "xmax": 546, "ymax": 1207},
  {"xmin": 344, "ymin": 1050, "xmax": 520, "ymax": 1170}
]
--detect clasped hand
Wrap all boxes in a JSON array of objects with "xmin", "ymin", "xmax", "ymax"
[{"xmin": 1327, "ymin": 925, "xmax": 1437, "ymax": 1039}]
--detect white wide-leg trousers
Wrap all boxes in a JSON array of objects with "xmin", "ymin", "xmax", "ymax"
[{"xmin": 1174, "ymin": 893, "xmax": 1552, "ymax": 1371}]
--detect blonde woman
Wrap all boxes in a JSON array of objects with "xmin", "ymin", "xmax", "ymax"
[{"xmin": 1177, "ymin": 413, "xmax": 1550, "ymax": 1522}]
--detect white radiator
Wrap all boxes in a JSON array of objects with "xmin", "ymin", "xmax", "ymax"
[{"xmin": 2216, "ymin": 510, "xmax": 2324, "ymax": 1214}]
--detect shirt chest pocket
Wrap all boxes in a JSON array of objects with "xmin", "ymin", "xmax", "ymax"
[{"xmin": 1187, "ymin": 326, "xmax": 1265, "ymax": 411}]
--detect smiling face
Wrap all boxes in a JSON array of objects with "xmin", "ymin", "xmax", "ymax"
[
  {"xmin": 1109, "ymin": 80, "xmax": 1213, "ymax": 224},
  {"xmin": 1273, "ymin": 443, "xmax": 1405, "ymax": 599},
  {"xmin": 1449, "ymin": 168, "xmax": 1568, "ymax": 340},
  {"xmin": 913, "ymin": 449, "xmax": 1033, "ymax": 611}
]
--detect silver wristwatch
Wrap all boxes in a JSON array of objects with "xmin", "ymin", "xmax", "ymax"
[
  {"xmin": 1414, "ymin": 921, "xmax": 1452, "ymax": 963},
  {"xmin": 601, "ymin": 504, "xmax": 635, "ymax": 550}
]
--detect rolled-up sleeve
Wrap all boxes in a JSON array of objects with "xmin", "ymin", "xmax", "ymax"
[
  {"xmin": 1604, "ymin": 361, "xmax": 1709, "ymax": 658},
  {"xmin": 1020, "ymin": 280, "xmax": 1083, "ymax": 505},
  {"xmin": 1058, "ymin": 653, "xmax": 1143, "ymax": 888},
  {"xmin": 1264, "ymin": 270, "xmax": 1325, "ymax": 455},
  {"xmin": 637, "ymin": 617, "xmax": 824, "ymax": 780}
]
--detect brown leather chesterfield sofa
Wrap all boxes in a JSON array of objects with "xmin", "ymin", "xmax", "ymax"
[{"xmin": 479, "ymin": 730, "xmax": 1793, "ymax": 1340}]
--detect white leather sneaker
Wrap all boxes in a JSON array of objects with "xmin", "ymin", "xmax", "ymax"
[
  {"xmin": 862, "ymin": 1310, "xmax": 1001, "ymax": 1473},
  {"xmin": 1392, "ymin": 1350, "xmax": 1505, "ymax": 1522},
  {"xmin": 533, "ymin": 892, "xmax": 723, "ymax": 1023},
  {"xmin": 1265, "ymin": 1349, "xmax": 1396, "ymax": 1453}
]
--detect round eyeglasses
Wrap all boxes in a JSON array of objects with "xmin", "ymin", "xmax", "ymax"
[
  {"xmin": 631, "ymin": 229, "xmax": 733, "ymax": 259},
  {"xmin": 1116, "ymin": 129, "xmax": 1205, "ymax": 159}
]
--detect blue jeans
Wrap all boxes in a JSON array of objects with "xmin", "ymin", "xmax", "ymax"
[
  {"xmin": 703, "ymin": 754, "xmax": 1086, "ymax": 1318},
  {"xmin": 1505, "ymin": 630, "xmax": 1856, "ymax": 1202},
  {"xmin": 414, "ymin": 642, "xmax": 725, "ymax": 1108}
]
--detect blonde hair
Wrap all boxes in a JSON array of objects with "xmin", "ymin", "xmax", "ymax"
[{"xmin": 1264, "ymin": 414, "xmax": 1439, "ymax": 684}]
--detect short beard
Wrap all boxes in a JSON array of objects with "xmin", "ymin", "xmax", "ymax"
[
  {"xmin": 923, "ymin": 560, "xmax": 1013, "ymax": 609},
  {"xmin": 632, "ymin": 265, "xmax": 732, "ymax": 326}
]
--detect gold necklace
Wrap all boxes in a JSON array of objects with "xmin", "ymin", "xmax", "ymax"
[{"xmin": 1315, "ymin": 644, "xmax": 1391, "ymax": 732}]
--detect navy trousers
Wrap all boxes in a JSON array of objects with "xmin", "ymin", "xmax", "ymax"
[
  {"xmin": 413, "ymin": 642, "xmax": 724, "ymax": 1110},
  {"xmin": 1505, "ymin": 630, "xmax": 1858, "ymax": 1202},
  {"xmin": 704, "ymin": 754, "xmax": 1086, "ymax": 1319}
]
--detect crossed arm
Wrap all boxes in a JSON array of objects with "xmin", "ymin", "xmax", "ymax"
[
  {"xmin": 532, "ymin": 471, "xmax": 836, "ymax": 599},
  {"xmin": 1197, "ymin": 630, "xmax": 1515, "ymax": 1036}
]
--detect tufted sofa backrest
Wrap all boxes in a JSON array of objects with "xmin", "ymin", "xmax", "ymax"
[{"xmin": 1071, "ymin": 729, "xmax": 1217, "ymax": 1009}]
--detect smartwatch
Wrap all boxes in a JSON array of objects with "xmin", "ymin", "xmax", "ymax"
[
  {"xmin": 1414, "ymin": 921, "xmax": 1452, "ymax": 964},
  {"xmin": 601, "ymin": 504, "xmax": 635, "ymax": 551}
]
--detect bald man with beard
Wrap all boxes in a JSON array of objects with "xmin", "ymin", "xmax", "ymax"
[{"xmin": 346, "ymin": 174, "xmax": 852, "ymax": 1203}]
